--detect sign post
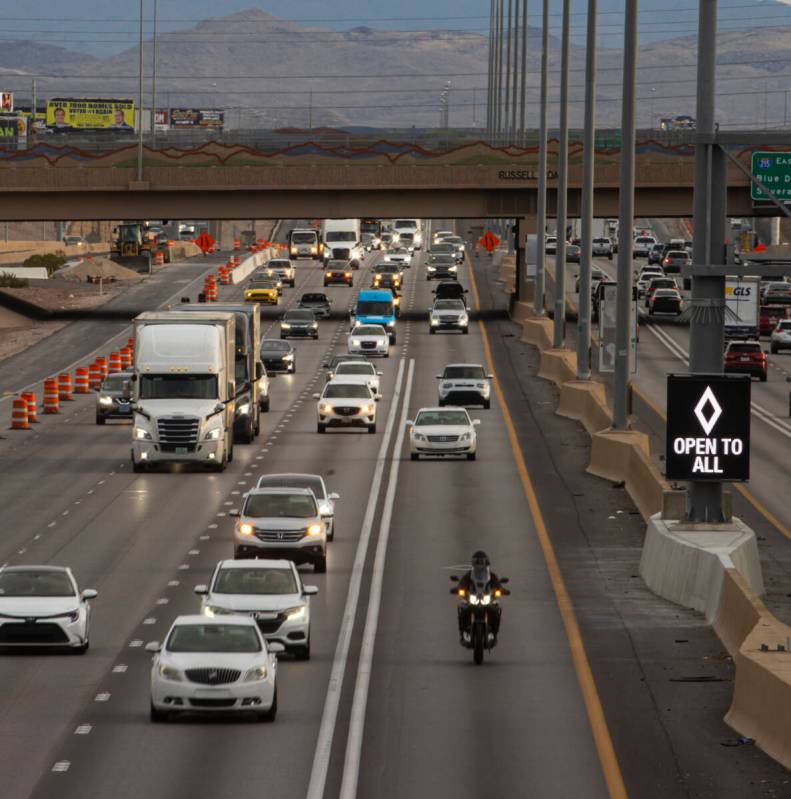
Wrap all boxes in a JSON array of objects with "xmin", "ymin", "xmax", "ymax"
[{"xmin": 665, "ymin": 375, "xmax": 751, "ymax": 482}]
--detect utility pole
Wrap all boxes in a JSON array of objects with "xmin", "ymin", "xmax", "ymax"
[
  {"xmin": 519, "ymin": 0, "xmax": 527, "ymax": 143},
  {"xmin": 577, "ymin": 0, "xmax": 598, "ymax": 380},
  {"xmin": 613, "ymin": 0, "xmax": 638, "ymax": 428},
  {"xmin": 504, "ymin": 0, "xmax": 513, "ymax": 142},
  {"xmin": 487, "ymin": 0, "xmax": 496, "ymax": 139},
  {"xmin": 151, "ymin": 0, "xmax": 158, "ymax": 138},
  {"xmin": 534, "ymin": 0, "xmax": 549, "ymax": 316},
  {"xmin": 553, "ymin": 0, "xmax": 571, "ymax": 348},
  {"xmin": 309, "ymin": 90, "xmax": 313, "ymax": 130},
  {"xmin": 137, "ymin": 0, "xmax": 144, "ymax": 182},
  {"xmin": 31, "ymin": 78, "xmax": 37, "ymax": 136},
  {"xmin": 510, "ymin": 0, "xmax": 519, "ymax": 141},
  {"xmin": 688, "ymin": 0, "xmax": 727, "ymax": 522},
  {"xmin": 496, "ymin": 0, "xmax": 505, "ymax": 139}
]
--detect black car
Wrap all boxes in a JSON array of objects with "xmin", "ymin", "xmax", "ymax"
[
  {"xmin": 95, "ymin": 372, "xmax": 134, "ymax": 424},
  {"xmin": 324, "ymin": 260, "xmax": 354, "ymax": 287},
  {"xmin": 648, "ymin": 288, "xmax": 683, "ymax": 315},
  {"xmin": 281, "ymin": 308, "xmax": 319, "ymax": 339},
  {"xmin": 260, "ymin": 338, "xmax": 296, "ymax": 373},
  {"xmin": 433, "ymin": 280, "xmax": 469, "ymax": 308},
  {"xmin": 298, "ymin": 292, "xmax": 332, "ymax": 318},
  {"xmin": 426, "ymin": 255, "xmax": 458, "ymax": 281}
]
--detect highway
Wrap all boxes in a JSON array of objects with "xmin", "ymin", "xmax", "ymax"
[{"xmin": 1, "ymin": 221, "xmax": 787, "ymax": 799}]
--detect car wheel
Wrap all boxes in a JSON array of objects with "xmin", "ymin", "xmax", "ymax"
[
  {"xmin": 771, "ymin": 345, "xmax": 778, "ymax": 354},
  {"xmin": 96, "ymin": 416, "xmax": 106, "ymax": 425},
  {"xmin": 132, "ymin": 458, "xmax": 146, "ymax": 474},
  {"xmin": 262, "ymin": 396, "xmax": 270, "ymax": 413},
  {"xmin": 429, "ymin": 328, "xmax": 436, "ymax": 335},
  {"xmin": 483, "ymin": 399, "xmax": 491, "ymax": 409},
  {"xmin": 258, "ymin": 690, "xmax": 277, "ymax": 722},
  {"xmin": 314, "ymin": 555, "xmax": 327, "ymax": 573},
  {"xmin": 410, "ymin": 453, "xmax": 418, "ymax": 461},
  {"xmin": 760, "ymin": 372, "xmax": 767, "ymax": 382},
  {"xmin": 462, "ymin": 327, "xmax": 469, "ymax": 335},
  {"xmin": 326, "ymin": 524, "xmax": 334, "ymax": 542},
  {"xmin": 384, "ymin": 351, "xmax": 389, "ymax": 358},
  {"xmin": 150, "ymin": 703, "xmax": 169, "ymax": 723},
  {"xmin": 368, "ymin": 423, "xmax": 377, "ymax": 434},
  {"xmin": 317, "ymin": 423, "xmax": 326, "ymax": 434},
  {"xmin": 467, "ymin": 453, "xmax": 477, "ymax": 461},
  {"xmin": 295, "ymin": 637, "xmax": 311, "ymax": 661},
  {"xmin": 74, "ymin": 639, "xmax": 89, "ymax": 655}
]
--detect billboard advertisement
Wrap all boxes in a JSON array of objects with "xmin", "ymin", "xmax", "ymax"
[
  {"xmin": 154, "ymin": 109, "xmax": 169, "ymax": 132},
  {"xmin": 169, "ymin": 108, "xmax": 224, "ymax": 129},
  {"xmin": 1, "ymin": 92, "xmax": 13, "ymax": 112},
  {"xmin": 45, "ymin": 98, "xmax": 135, "ymax": 130},
  {"xmin": 0, "ymin": 114, "xmax": 28, "ymax": 140}
]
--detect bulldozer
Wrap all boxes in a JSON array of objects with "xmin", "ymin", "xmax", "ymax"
[{"xmin": 110, "ymin": 222, "xmax": 158, "ymax": 270}]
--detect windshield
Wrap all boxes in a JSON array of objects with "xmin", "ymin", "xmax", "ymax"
[
  {"xmin": 434, "ymin": 300, "xmax": 465, "ymax": 311},
  {"xmin": 395, "ymin": 220, "xmax": 417, "ymax": 230},
  {"xmin": 329, "ymin": 355, "xmax": 365, "ymax": 367},
  {"xmin": 301, "ymin": 295, "xmax": 327, "ymax": 304},
  {"xmin": 430, "ymin": 244, "xmax": 455, "ymax": 254},
  {"xmin": 285, "ymin": 311, "xmax": 315, "ymax": 321},
  {"xmin": 353, "ymin": 325, "xmax": 386, "ymax": 336},
  {"xmin": 213, "ymin": 567, "xmax": 298, "ymax": 595},
  {"xmin": 291, "ymin": 233, "xmax": 315, "ymax": 243},
  {"xmin": 415, "ymin": 410, "xmax": 470, "ymax": 426},
  {"xmin": 336, "ymin": 363, "xmax": 375, "ymax": 375},
  {"xmin": 429, "ymin": 256, "xmax": 455, "ymax": 265},
  {"xmin": 166, "ymin": 624, "xmax": 261, "ymax": 653},
  {"xmin": 667, "ymin": 251, "xmax": 688, "ymax": 259},
  {"xmin": 244, "ymin": 493, "xmax": 318, "ymax": 518},
  {"xmin": 324, "ymin": 383, "xmax": 371, "ymax": 399},
  {"xmin": 777, "ymin": 321, "xmax": 791, "ymax": 330},
  {"xmin": 139, "ymin": 374, "xmax": 218, "ymax": 400},
  {"xmin": 356, "ymin": 302, "xmax": 392, "ymax": 317},
  {"xmin": 101, "ymin": 376, "xmax": 129, "ymax": 391},
  {"xmin": 326, "ymin": 232, "xmax": 357, "ymax": 242},
  {"xmin": 443, "ymin": 366, "xmax": 485, "ymax": 379},
  {"xmin": 0, "ymin": 570, "xmax": 74, "ymax": 597},
  {"xmin": 269, "ymin": 261, "xmax": 290, "ymax": 269},
  {"xmin": 261, "ymin": 339, "xmax": 290, "ymax": 351},
  {"xmin": 399, "ymin": 233, "xmax": 414, "ymax": 241},
  {"xmin": 445, "ymin": 237, "xmax": 463, "ymax": 245},
  {"xmin": 258, "ymin": 475, "xmax": 324, "ymax": 498}
]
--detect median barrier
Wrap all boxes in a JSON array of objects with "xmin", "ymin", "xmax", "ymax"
[
  {"xmin": 557, "ymin": 380, "xmax": 613, "ymax": 434},
  {"xmin": 520, "ymin": 317, "xmax": 554, "ymax": 350},
  {"xmin": 537, "ymin": 348, "xmax": 577, "ymax": 385}
]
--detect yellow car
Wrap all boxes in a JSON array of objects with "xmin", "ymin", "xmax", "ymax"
[{"xmin": 245, "ymin": 283, "xmax": 279, "ymax": 305}]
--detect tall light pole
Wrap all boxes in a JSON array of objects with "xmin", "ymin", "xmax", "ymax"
[
  {"xmin": 553, "ymin": 0, "xmax": 571, "ymax": 348},
  {"xmin": 487, "ymin": 0, "xmax": 496, "ymax": 139},
  {"xmin": 534, "ymin": 0, "xmax": 549, "ymax": 316},
  {"xmin": 518, "ymin": 0, "xmax": 527, "ymax": 143},
  {"xmin": 151, "ymin": 0, "xmax": 158, "ymax": 138},
  {"xmin": 504, "ymin": 0, "xmax": 513, "ymax": 141},
  {"xmin": 510, "ymin": 0, "xmax": 519, "ymax": 141},
  {"xmin": 137, "ymin": 0, "xmax": 144, "ymax": 181},
  {"xmin": 496, "ymin": 0, "xmax": 505, "ymax": 139}
]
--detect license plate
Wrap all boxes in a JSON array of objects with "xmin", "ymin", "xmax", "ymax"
[
  {"xmin": 195, "ymin": 689, "xmax": 231, "ymax": 698},
  {"xmin": 255, "ymin": 612, "xmax": 277, "ymax": 620},
  {"xmin": 175, "ymin": 446, "xmax": 188, "ymax": 454},
  {"xmin": 740, "ymin": 357, "xmax": 750, "ymax": 362}
]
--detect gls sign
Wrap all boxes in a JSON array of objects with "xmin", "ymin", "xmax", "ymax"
[{"xmin": 665, "ymin": 375, "xmax": 751, "ymax": 482}]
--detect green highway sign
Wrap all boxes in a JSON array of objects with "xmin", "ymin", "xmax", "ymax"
[{"xmin": 751, "ymin": 151, "xmax": 791, "ymax": 202}]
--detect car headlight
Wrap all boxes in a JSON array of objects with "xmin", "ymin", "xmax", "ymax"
[
  {"xmin": 442, "ymin": 382, "xmax": 453, "ymax": 389},
  {"xmin": 310, "ymin": 246, "xmax": 317, "ymax": 253},
  {"xmin": 459, "ymin": 314, "xmax": 469, "ymax": 324},
  {"xmin": 243, "ymin": 664, "xmax": 269, "ymax": 682},
  {"xmin": 290, "ymin": 247, "xmax": 297, "ymax": 254},
  {"xmin": 307, "ymin": 523, "xmax": 323, "ymax": 537},
  {"xmin": 204, "ymin": 427, "xmax": 222, "ymax": 441},
  {"xmin": 203, "ymin": 604, "xmax": 233, "ymax": 617},
  {"xmin": 312, "ymin": 322, "xmax": 319, "ymax": 329},
  {"xmin": 267, "ymin": 269, "xmax": 274, "ymax": 276},
  {"xmin": 365, "ymin": 404, "xmax": 375, "ymax": 414},
  {"xmin": 351, "ymin": 339, "xmax": 361, "ymax": 347},
  {"xmin": 326, "ymin": 272, "xmax": 332, "ymax": 277},
  {"xmin": 158, "ymin": 664, "xmax": 183, "ymax": 681},
  {"xmin": 239, "ymin": 522, "xmax": 254, "ymax": 537},
  {"xmin": 286, "ymin": 605, "xmax": 308, "ymax": 621},
  {"xmin": 281, "ymin": 322, "xmax": 291, "ymax": 329},
  {"xmin": 393, "ymin": 297, "xmax": 401, "ymax": 306},
  {"xmin": 99, "ymin": 396, "xmax": 113, "ymax": 406},
  {"xmin": 54, "ymin": 610, "xmax": 81, "ymax": 623},
  {"xmin": 427, "ymin": 266, "xmax": 436, "ymax": 271},
  {"xmin": 320, "ymin": 403, "xmax": 333, "ymax": 413},
  {"xmin": 236, "ymin": 402, "xmax": 251, "ymax": 417},
  {"xmin": 413, "ymin": 432, "xmax": 427, "ymax": 442},
  {"xmin": 459, "ymin": 432, "xmax": 472, "ymax": 442},
  {"xmin": 386, "ymin": 320, "xmax": 395, "ymax": 327},
  {"xmin": 134, "ymin": 426, "xmax": 152, "ymax": 440},
  {"xmin": 449, "ymin": 265, "xmax": 458, "ymax": 272},
  {"xmin": 431, "ymin": 317, "xmax": 439, "ymax": 325},
  {"xmin": 282, "ymin": 353, "xmax": 294, "ymax": 361}
]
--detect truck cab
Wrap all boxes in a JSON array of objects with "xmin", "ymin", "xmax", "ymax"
[
  {"xmin": 289, "ymin": 228, "xmax": 322, "ymax": 260},
  {"xmin": 353, "ymin": 289, "xmax": 397, "ymax": 343}
]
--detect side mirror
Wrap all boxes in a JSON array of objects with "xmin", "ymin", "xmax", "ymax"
[
  {"xmin": 194, "ymin": 585, "xmax": 208, "ymax": 595},
  {"xmin": 268, "ymin": 642, "xmax": 285, "ymax": 654},
  {"xmin": 328, "ymin": 492, "xmax": 340, "ymax": 500},
  {"xmin": 312, "ymin": 393, "xmax": 321, "ymax": 400},
  {"xmin": 145, "ymin": 641, "xmax": 161, "ymax": 653},
  {"xmin": 303, "ymin": 585, "xmax": 319, "ymax": 596},
  {"xmin": 487, "ymin": 374, "xmax": 494, "ymax": 380},
  {"xmin": 375, "ymin": 394, "xmax": 383, "ymax": 402},
  {"xmin": 449, "ymin": 575, "xmax": 459, "ymax": 582},
  {"xmin": 405, "ymin": 420, "xmax": 414, "ymax": 427},
  {"xmin": 229, "ymin": 509, "xmax": 240, "ymax": 518},
  {"xmin": 377, "ymin": 370, "xmax": 383, "ymax": 376},
  {"xmin": 81, "ymin": 589, "xmax": 98, "ymax": 601},
  {"xmin": 472, "ymin": 419, "xmax": 481, "ymax": 426}
]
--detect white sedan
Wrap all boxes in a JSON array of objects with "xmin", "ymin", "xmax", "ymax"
[
  {"xmin": 407, "ymin": 407, "xmax": 480, "ymax": 461},
  {"xmin": 195, "ymin": 559, "xmax": 318, "ymax": 660},
  {"xmin": 333, "ymin": 361, "xmax": 383, "ymax": 394},
  {"xmin": 148, "ymin": 615, "xmax": 283, "ymax": 722},
  {"xmin": 347, "ymin": 324, "xmax": 390, "ymax": 357},
  {"xmin": 314, "ymin": 379, "xmax": 378, "ymax": 433},
  {"xmin": 0, "ymin": 565, "xmax": 97, "ymax": 653}
]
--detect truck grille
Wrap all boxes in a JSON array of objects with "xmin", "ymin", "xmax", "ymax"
[
  {"xmin": 157, "ymin": 416, "xmax": 200, "ymax": 449},
  {"xmin": 185, "ymin": 668, "xmax": 241, "ymax": 685},
  {"xmin": 255, "ymin": 528, "xmax": 307, "ymax": 543},
  {"xmin": 333, "ymin": 248, "xmax": 351, "ymax": 259}
]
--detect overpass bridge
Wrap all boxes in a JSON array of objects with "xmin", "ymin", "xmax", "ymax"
[{"xmin": 0, "ymin": 127, "xmax": 778, "ymax": 221}]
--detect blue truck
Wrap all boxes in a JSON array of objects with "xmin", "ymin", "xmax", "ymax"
[{"xmin": 352, "ymin": 289, "xmax": 397, "ymax": 343}]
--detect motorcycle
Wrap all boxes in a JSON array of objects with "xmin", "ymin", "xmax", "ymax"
[{"xmin": 450, "ymin": 573, "xmax": 509, "ymax": 665}]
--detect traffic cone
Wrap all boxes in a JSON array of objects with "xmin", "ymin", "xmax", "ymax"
[
  {"xmin": 96, "ymin": 356, "xmax": 108, "ymax": 380},
  {"xmin": 120, "ymin": 347, "xmax": 132, "ymax": 369},
  {"xmin": 43, "ymin": 379, "xmax": 60, "ymax": 413},
  {"xmin": 58, "ymin": 372, "xmax": 73, "ymax": 401},
  {"xmin": 74, "ymin": 367, "xmax": 90, "ymax": 394},
  {"xmin": 10, "ymin": 396, "xmax": 29, "ymax": 430},
  {"xmin": 108, "ymin": 351, "xmax": 122, "ymax": 374},
  {"xmin": 22, "ymin": 391, "xmax": 38, "ymax": 423},
  {"xmin": 89, "ymin": 361, "xmax": 103, "ymax": 389}
]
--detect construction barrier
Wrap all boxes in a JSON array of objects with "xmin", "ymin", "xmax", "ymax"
[
  {"xmin": 233, "ymin": 239, "xmax": 240, "ymax": 251},
  {"xmin": 88, "ymin": 361, "xmax": 102, "ymax": 389},
  {"xmin": 126, "ymin": 337, "xmax": 135, "ymax": 350},
  {"xmin": 10, "ymin": 396, "xmax": 29, "ymax": 430},
  {"xmin": 153, "ymin": 250, "xmax": 165, "ymax": 266},
  {"xmin": 120, "ymin": 347, "xmax": 133, "ymax": 370},
  {"xmin": 58, "ymin": 372, "xmax": 73, "ymax": 401},
  {"xmin": 96, "ymin": 356, "xmax": 108, "ymax": 380},
  {"xmin": 22, "ymin": 391, "xmax": 38, "ymax": 424},
  {"xmin": 74, "ymin": 367, "xmax": 90, "ymax": 394},
  {"xmin": 233, "ymin": 256, "xmax": 241, "ymax": 267},
  {"xmin": 108, "ymin": 351, "xmax": 122, "ymax": 374},
  {"xmin": 43, "ymin": 379, "xmax": 60, "ymax": 414}
]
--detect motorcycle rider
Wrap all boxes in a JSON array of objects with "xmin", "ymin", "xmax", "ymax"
[{"xmin": 454, "ymin": 550, "xmax": 507, "ymax": 643}]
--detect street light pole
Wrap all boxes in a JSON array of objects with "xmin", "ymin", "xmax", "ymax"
[
  {"xmin": 553, "ymin": 0, "xmax": 571, "ymax": 348},
  {"xmin": 487, "ymin": 0, "xmax": 496, "ymax": 139},
  {"xmin": 504, "ymin": 0, "xmax": 513, "ymax": 142},
  {"xmin": 613, "ymin": 0, "xmax": 638, "ymax": 429},
  {"xmin": 534, "ymin": 0, "xmax": 549, "ymax": 316},
  {"xmin": 137, "ymin": 0, "xmax": 144, "ymax": 181},
  {"xmin": 519, "ymin": 0, "xmax": 527, "ymax": 143},
  {"xmin": 577, "ymin": 0, "xmax": 598, "ymax": 380},
  {"xmin": 510, "ymin": 0, "xmax": 519, "ymax": 141},
  {"xmin": 496, "ymin": 0, "xmax": 505, "ymax": 139},
  {"xmin": 151, "ymin": 0, "xmax": 158, "ymax": 138}
]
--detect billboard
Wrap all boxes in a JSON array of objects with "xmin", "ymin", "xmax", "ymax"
[
  {"xmin": 1, "ymin": 92, "xmax": 12, "ymax": 112},
  {"xmin": 169, "ymin": 108, "xmax": 224, "ymax": 129},
  {"xmin": 45, "ymin": 98, "xmax": 135, "ymax": 130},
  {"xmin": 154, "ymin": 109, "xmax": 169, "ymax": 132},
  {"xmin": 0, "ymin": 114, "xmax": 27, "ymax": 140}
]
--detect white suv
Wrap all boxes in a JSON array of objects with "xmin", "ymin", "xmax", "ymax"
[
  {"xmin": 314, "ymin": 380, "xmax": 378, "ymax": 434},
  {"xmin": 770, "ymin": 319, "xmax": 791, "ymax": 353},
  {"xmin": 437, "ymin": 363, "xmax": 492, "ymax": 409},
  {"xmin": 195, "ymin": 559, "xmax": 318, "ymax": 660}
]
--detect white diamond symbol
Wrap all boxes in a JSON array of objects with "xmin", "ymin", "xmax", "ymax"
[{"xmin": 694, "ymin": 386, "xmax": 722, "ymax": 435}]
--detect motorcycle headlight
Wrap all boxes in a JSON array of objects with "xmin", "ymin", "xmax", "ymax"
[
  {"xmin": 134, "ymin": 426, "xmax": 152, "ymax": 441},
  {"xmin": 99, "ymin": 396, "xmax": 113, "ymax": 406},
  {"xmin": 158, "ymin": 664, "xmax": 183, "ymax": 681},
  {"xmin": 243, "ymin": 664, "xmax": 268, "ymax": 682},
  {"xmin": 286, "ymin": 605, "xmax": 307, "ymax": 621},
  {"xmin": 468, "ymin": 594, "xmax": 480, "ymax": 605},
  {"xmin": 481, "ymin": 594, "xmax": 492, "ymax": 605},
  {"xmin": 204, "ymin": 427, "xmax": 222, "ymax": 441}
]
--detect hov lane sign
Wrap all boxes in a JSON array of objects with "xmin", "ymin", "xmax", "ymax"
[{"xmin": 665, "ymin": 375, "xmax": 751, "ymax": 481}]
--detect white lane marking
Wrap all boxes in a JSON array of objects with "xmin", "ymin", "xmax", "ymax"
[
  {"xmin": 208, "ymin": 524, "xmax": 218, "ymax": 529},
  {"xmin": 339, "ymin": 359, "xmax": 415, "ymax": 799},
  {"xmin": 178, "ymin": 564, "xmax": 190, "ymax": 570},
  {"xmin": 188, "ymin": 550, "xmax": 200, "ymax": 556},
  {"xmin": 112, "ymin": 664, "xmax": 128, "ymax": 673},
  {"xmin": 74, "ymin": 724, "xmax": 92, "ymax": 735},
  {"xmin": 94, "ymin": 692, "xmax": 111, "ymax": 702},
  {"xmin": 47, "ymin": 522, "xmax": 56, "ymax": 528},
  {"xmin": 167, "ymin": 580, "xmax": 180, "ymax": 587},
  {"xmin": 305, "ymin": 358, "xmax": 407, "ymax": 799},
  {"xmin": 52, "ymin": 761, "xmax": 70, "ymax": 773},
  {"xmin": 128, "ymin": 640, "xmax": 143, "ymax": 648},
  {"xmin": 143, "ymin": 617, "xmax": 156, "ymax": 625},
  {"xmin": 156, "ymin": 597, "xmax": 169, "ymax": 605},
  {"xmin": 200, "ymin": 535, "xmax": 210, "ymax": 541}
]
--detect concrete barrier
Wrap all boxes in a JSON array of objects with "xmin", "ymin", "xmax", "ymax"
[
  {"xmin": 166, "ymin": 242, "xmax": 202, "ymax": 261},
  {"xmin": 520, "ymin": 317, "xmax": 554, "ymax": 350},
  {"xmin": 537, "ymin": 348, "xmax": 577, "ymax": 386},
  {"xmin": 231, "ymin": 248, "xmax": 274, "ymax": 285},
  {"xmin": 714, "ymin": 568, "xmax": 766, "ymax": 657},
  {"xmin": 557, "ymin": 380, "xmax": 613, "ymax": 434}
]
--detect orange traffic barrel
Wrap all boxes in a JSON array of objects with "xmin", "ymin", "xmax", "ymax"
[
  {"xmin": 233, "ymin": 238, "xmax": 240, "ymax": 251},
  {"xmin": 96, "ymin": 356, "xmax": 108, "ymax": 380},
  {"xmin": 154, "ymin": 250, "xmax": 165, "ymax": 266},
  {"xmin": 233, "ymin": 256, "xmax": 241, "ymax": 267},
  {"xmin": 126, "ymin": 337, "xmax": 135, "ymax": 349},
  {"xmin": 43, "ymin": 378, "xmax": 60, "ymax": 414},
  {"xmin": 74, "ymin": 367, "xmax": 90, "ymax": 394},
  {"xmin": 22, "ymin": 391, "xmax": 38, "ymax": 423},
  {"xmin": 10, "ymin": 396, "xmax": 29, "ymax": 430},
  {"xmin": 88, "ymin": 361, "xmax": 102, "ymax": 389},
  {"xmin": 58, "ymin": 372, "xmax": 74, "ymax": 401},
  {"xmin": 120, "ymin": 347, "xmax": 132, "ymax": 369},
  {"xmin": 108, "ymin": 351, "xmax": 122, "ymax": 374}
]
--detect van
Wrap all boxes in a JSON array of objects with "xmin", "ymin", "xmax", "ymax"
[{"xmin": 353, "ymin": 289, "xmax": 397, "ymax": 343}]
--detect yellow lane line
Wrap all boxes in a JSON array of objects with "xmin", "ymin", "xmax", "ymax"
[{"xmin": 467, "ymin": 256, "xmax": 629, "ymax": 799}]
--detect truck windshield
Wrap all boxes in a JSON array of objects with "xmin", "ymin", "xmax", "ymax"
[
  {"xmin": 326, "ymin": 232, "xmax": 356, "ymax": 242},
  {"xmin": 291, "ymin": 233, "xmax": 315, "ymax": 243},
  {"xmin": 139, "ymin": 374, "xmax": 218, "ymax": 400},
  {"xmin": 356, "ymin": 300, "xmax": 393, "ymax": 316}
]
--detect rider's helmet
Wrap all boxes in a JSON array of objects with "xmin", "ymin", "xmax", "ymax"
[{"xmin": 471, "ymin": 550, "xmax": 490, "ymax": 568}]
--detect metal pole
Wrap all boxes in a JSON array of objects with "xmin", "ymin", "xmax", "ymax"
[
  {"xmin": 553, "ymin": 0, "xmax": 571, "ymax": 348},
  {"xmin": 496, "ymin": 0, "xmax": 505, "ymax": 138},
  {"xmin": 137, "ymin": 0, "xmax": 144, "ymax": 182},
  {"xmin": 519, "ymin": 0, "xmax": 527, "ymax": 143},
  {"xmin": 31, "ymin": 78, "xmax": 37, "ymax": 136},
  {"xmin": 151, "ymin": 0, "xmax": 157, "ymax": 138},
  {"xmin": 487, "ymin": 0, "xmax": 496, "ymax": 139},
  {"xmin": 613, "ymin": 0, "xmax": 638, "ymax": 428},
  {"xmin": 534, "ymin": 0, "xmax": 549, "ymax": 316},
  {"xmin": 504, "ymin": 0, "xmax": 513, "ymax": 142},
  {"xmin": 688, "ymin": 0, "xmax": 725, "ymax": 522},
  {"xmin": 577, "ymin": 0, "xmax": 597, "ymax": 380},
  {"xmin": 511, "ymin": 0, "xmax": 519, "ymax": 140}
]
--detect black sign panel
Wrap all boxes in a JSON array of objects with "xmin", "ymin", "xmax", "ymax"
[{"xmin": 666, "ymin": 374, "xmax": 751, "ymax": 481}]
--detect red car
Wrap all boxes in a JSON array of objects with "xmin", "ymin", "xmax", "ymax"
[
  {"xmin": 724, "ymin": 340, "xmax": 767, "ymax": 381},
  {"xmin": 759, "ymin": 305, "xmax": 790, "ymax": 337}
]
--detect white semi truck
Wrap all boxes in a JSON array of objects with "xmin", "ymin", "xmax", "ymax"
[
  {"xmin": 724, "ymin": 276, "xmax": 760, "ymax": 340},
  {"xmin": 321, "ymin": 219, "xmax": 364, "ymax": 266},
  {"xmin": 131, "ymin": 311, "xmax": 236, "ymax": 472}
]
